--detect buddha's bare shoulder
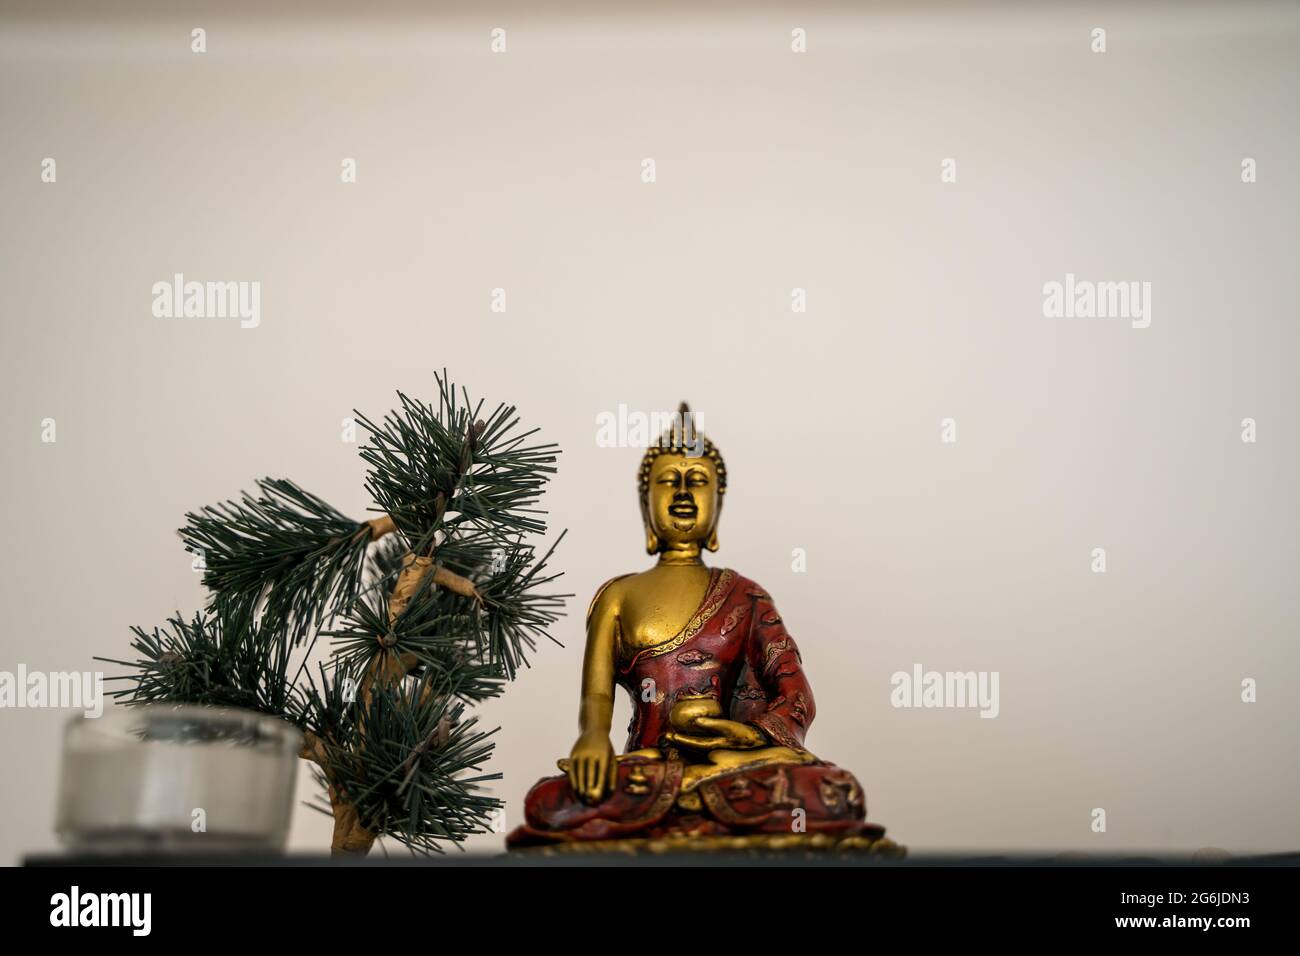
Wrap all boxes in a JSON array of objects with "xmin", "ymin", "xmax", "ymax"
[{"xmin": 584, "ymin": 571, "xmax": 636, "ymax": 625}]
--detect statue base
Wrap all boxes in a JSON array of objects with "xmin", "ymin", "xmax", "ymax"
[{"xmin": 508, "ymin": 830, "xmax": 906, "ymax": 858}]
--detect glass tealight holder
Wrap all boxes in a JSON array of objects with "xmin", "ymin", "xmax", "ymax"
[{"xmin": 56, "ymin": 704, "xmax": 303, "ymax": 855}]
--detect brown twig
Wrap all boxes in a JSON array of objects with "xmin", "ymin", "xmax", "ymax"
[{"xmin": 306, "ymin": 420, "xmax": 487, "ymax": 855}]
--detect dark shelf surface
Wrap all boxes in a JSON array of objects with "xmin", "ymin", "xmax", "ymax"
[{"xmin": 25, "ymin": 850, "xmax": 1300, "ymax": 867}]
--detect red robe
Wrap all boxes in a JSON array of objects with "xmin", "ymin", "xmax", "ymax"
[{"xmin": 507, "ymin": 569, "xmax": 883, "ymax": 846}]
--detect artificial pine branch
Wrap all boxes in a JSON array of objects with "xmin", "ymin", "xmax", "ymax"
[
  {"xmin": 306, "ymin": 676, "xmax": 504, "ymax": 854},
  {"xmin": 107, "ymin": 374, "xmax": 567, "ymax": 855},
  {"xmin": 356, "ymin": 371, "xmax": 560, "ymax": 552},
  {"xmin": 179, "ymin": 478, "xmax": 378, "ymax": 645},
  {"xmin": 98, "ymin": 605, "xmax": 296, "ymax": 718}
]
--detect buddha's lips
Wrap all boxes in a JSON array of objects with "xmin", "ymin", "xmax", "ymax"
[{"xmin": 668, "ymin": 503, "xmax": 697, "ymax": 518}]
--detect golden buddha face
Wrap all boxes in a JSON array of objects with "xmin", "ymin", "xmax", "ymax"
[{"xmin": 641, "ymin": 451, "xmax": 721, "ymax": 554}]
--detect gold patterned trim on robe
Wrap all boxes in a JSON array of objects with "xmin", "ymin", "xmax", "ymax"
[
  {"xmin": 684, "ymin": 746, "xmax": 817, "ymax": 794},
  {"xmin": 618, "ymin": 568, "xmax": 736, "ymax": 674}
]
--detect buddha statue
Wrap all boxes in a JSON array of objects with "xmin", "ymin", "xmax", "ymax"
[{"xmin": 506, "ymin": 406, "xmax": 898, "ymax": 853}]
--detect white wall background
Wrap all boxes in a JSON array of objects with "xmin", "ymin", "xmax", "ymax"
[{"xmin": 1, "ymin": 1, "xmax": 1297, "ymax": 862}]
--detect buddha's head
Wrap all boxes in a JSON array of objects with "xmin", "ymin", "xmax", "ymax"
[{"xmin": 637, "ymin": 403, "xmax": 727, "ymax": 556}]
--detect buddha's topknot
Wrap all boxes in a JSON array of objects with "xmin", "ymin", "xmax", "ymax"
[{"xmin": 637, "ymin": 402, "xmax": 727, "ymax": 504}]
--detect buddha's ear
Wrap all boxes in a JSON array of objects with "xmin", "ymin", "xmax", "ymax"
[
  {"xmin": 640, "ymin": 498, "xmax": 660, "ymax": 554},
  {"xmin": 704, "ymin": 499, "xmax": 722, "ymax": 552}
]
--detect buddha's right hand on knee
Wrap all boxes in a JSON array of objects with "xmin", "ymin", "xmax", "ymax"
[{"xmin": 567, "ymin": 731, "xmax": 617, "ymax": 803}]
